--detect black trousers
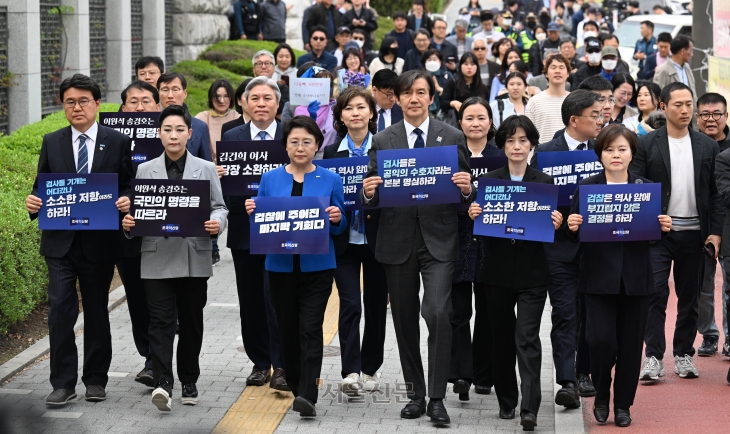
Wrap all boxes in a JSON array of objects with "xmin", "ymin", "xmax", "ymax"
[
  {"xmin": 486, "ymin": 284, "xmax": 547, "ymax": 416},
  {"xmin": 546, "ymin": 258, "xmax": 580, "ymax": 385},
  {"xmin": 645, "ymin": 230, "xmax": 703, "ymax": 358},
  {"xmin": 116, "ymin": 255, "xmax": 152, "ymax": 370},
  {"xmin": 144, "ymin": 277, "xmax": 208, "ymax": 387},
  {"xmin": 575, "ymin": 293, "xmax": 591, "ymax": 376},
  {"xmin": 448, "ymin": 281, "xmax": 493, "ymax": 387},
  {"xmin": 584, "ymin": 291, "xmax": 650, "ymax": 409},
  {"xmin": 45, "ymin": 234, "xmax": 115, "ymax": 390},
  {"xmin": 332, "ymin": 244, "xmax": 389, "ymax": 378},
  {"xmin": 269, "ymin": 267, "xmax": 334, "ymax": 403},
  {"xmin": 231, "ymin": 249, "xmax": 284, "ymax": 370}
]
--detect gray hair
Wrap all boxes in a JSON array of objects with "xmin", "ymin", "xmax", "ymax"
[
  {"xmin": 252, "ymin": 49, "xmax": 275, "ymax": 65},
  {"xmin": 244, "ymin": 76, "xmax": 281, "ymax": 103},
  {"xmin": 454, "ymin": 19, "xmax": 469, "ymax": 30}
]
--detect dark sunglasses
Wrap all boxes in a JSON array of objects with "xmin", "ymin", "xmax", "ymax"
[
  {"xmin": 312, "ymin": 37, "xmax": 326, "ymax": 42},
  {"xmin": 472, "ymin": 46, "xmax": 487, "ymax": 51}
]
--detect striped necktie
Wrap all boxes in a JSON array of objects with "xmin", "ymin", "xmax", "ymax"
[{"xmin": 77, "ymin": 134, "xmax": 89, "ymax": 174}]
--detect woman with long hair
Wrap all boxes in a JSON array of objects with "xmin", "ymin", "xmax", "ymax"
[
  {"xmin": 195, "ymin": 79, "xmax": 240, "ymax": 155},
  {"xmin": 609, "ymin": 73, "xmax": 638, "ymax": 124},
  {"xmin": 369, "ymin": 37, "xmax": 404, "ymax": 76},
  {"xmin": 623, "ymin": 82, "xmax": 661, "ymax": 134},
  {"xmin": 490, "ymin": 72, "xmax": 529, "ymax": 128},
  {"xmin": 490, "ymin": 37, "xmax": 516, "ymax": 64},
  {"xmin": 489, "ymin": 47, "xmax": 523, "ymax": 102},
  {"xmin": 441, "ymin": 52, "xmax": 489, "ymax": 115},
  {"xmin": 273, "ymin": 43, "xmax": 298, "ymax": 83}
]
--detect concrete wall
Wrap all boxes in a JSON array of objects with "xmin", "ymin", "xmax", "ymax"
[{"xmin": 172, "ymin": 0, "xmax": 230, "ymax": 63}]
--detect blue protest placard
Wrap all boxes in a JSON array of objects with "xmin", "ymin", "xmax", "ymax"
[
  {"xmin": 38, "ymin": 173, "xmax": 119, "ymax": 230},
  {"xmin": 454, "ymin": 156, "xmax": 508, "ymax": 212},
  {"xmin": 129, "ymin": 179, "xmax": 211, "ymax": 237},
  {"xmin": 473, "ymin": 178, "xmax": 559, "ymax": 242},
  {"xmin": 377, "ymin": 145, "xmax": 460, "ymax": 207},
  {"xmin": 534, "ymin": 150, "xmax": 603, "ymax": 206},
  {"xmin": 249, "ymin": 196, "xmax": 331, "ymax": 255},
  {"xmin": 100, "ymin": 112, "xmax": 162, "ymax": 165},
  {"xmin": 317, "ymin": 156, "xmax": 369, "ymax": 211},
  {"xmin": 579, "ymin": 183, "xmax": 662, "ymax": 242},
  {"xmin": 216, "ymin": 141, "xmax": 289, "ymax": 195}
]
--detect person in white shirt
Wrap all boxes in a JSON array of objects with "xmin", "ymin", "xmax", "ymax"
[{"xmin": 526, "ymin": 54, "xmax": 571, "ymax": 146}]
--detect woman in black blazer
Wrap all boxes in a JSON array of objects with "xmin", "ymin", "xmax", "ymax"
[
  {"xmin": 468, "ymin": 115, "xmax": 562, "ymax": 431},
  {"xmin": 567, "ymin": 124, "xmax": 672, "ymax": 427}
]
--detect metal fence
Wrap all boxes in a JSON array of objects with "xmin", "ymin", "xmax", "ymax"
[
  {"xmin": 130, "ymin": 0, "xmax": 143, "ymax": 80},
  {"xmin": 0, "ymin": 6, "xmax": 8, "ymax": 135},
  {"xmin": 89, "ymin": 0, "xmax": 106, "ymax": 100},
  {"xmin": 165, "ymin": 0, "xmax": 175, "ymax": 69},
  {"xmin": 40, "ymin": 0, "xmax": 63, "ymax": 113}
]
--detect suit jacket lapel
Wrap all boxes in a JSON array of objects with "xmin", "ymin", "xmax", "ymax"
[
  {"xmin": 496, "ymin": 166, "xmax": 511, "ymax": 180},
  {"xmin": 150, "ymin": 154, "xmax": 168, "ymax": 179},
  {"xmin": 60, "ymin": 127, "xmax": 76, "ymax": 173},
  {"xmin": 182, "ymin": 153, "xmax": 202, "ymax": 180},
  {"xmin": 655, "ymin": 129, "xmax": 672, "ymax": 178},
  {"xmin": 556, "ymin": 134, "xmax": 570, "ymax": 151},
  {"xmin": 426, "ymin": 120, "xmax": 443, "ymax": 148},
  {"xmin": 90, "ymin": 126, "xmax": 108, "ymax": 173},
  {"xmin": 690, "ymin": 130, "xmax": 702, "ymax": 191},
  {"xmin": 274, "ymin": 121, "xmax": 283, "ymax": 140},
  {"xmin": 391, "ymin": 121, "xmax": 409, "ymax": 149}
]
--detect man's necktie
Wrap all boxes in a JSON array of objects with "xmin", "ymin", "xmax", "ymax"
[
  {"xmin": 413, "ymin": 128, "xmax": 425, "ymax": 149},
  {"xmin": 378, "ymin": 109, "xmax": 385, "ymax": 132},
  {"xmin": 257, "ymin": 131, "xmax": 268, "ymax": 140},
  {"xmin": 77, "ymin": 134, "xmax": 88, "ymax": 174},
  {"xmin": 577, "ymin": 143, "xmax": 587, "ymax": 151}
]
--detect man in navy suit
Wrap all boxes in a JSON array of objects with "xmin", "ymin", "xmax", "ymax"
[
  {"xmin": 530, "ymin": 90, "xmax": 605, "ymax": 408},
  {"xmin": 220, "ymin": 77, "xmax": 288, "ymax": 390},
  {"xmin": 371, "ymin": 70, "xmax": 403, "ymax": 133},
  {"xmin": 638, "ymin": 32, "xmax": 672, "ymax": 81},
  {"xmin": 25, "ymin": 74, "xmax": 134, "ymax": 406},
  {"xmin": 156, "ymin": 72, "xmax": 212, "ymax": 162}
]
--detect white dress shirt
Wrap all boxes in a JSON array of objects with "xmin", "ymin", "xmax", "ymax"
[
  {"xmin": 403, "ymin": 116, "xmax": 430, "ymax": 148},
  {"xmin": 71, "ymin": 122, "xmax": 98, "ymax": 169},
  {"xmin": 376, "ymin": 105, "xmax": 393, "ymax": 130},
  {"xmin": 564, "ymin": 131, "xmax": 588, "ymax": 151},
  {"xmin": 250, "ymin": 121, "xmax": 278, "ymax": 140}
]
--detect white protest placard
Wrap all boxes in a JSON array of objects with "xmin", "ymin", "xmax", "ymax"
[{"xmin": 290, "ymin": 78, "xmax": 331, "ymax": 106}]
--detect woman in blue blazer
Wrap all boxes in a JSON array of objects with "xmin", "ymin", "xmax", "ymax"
[
  {"xmin": 567, "ymin": 124, "xmax": 671, "ymax": 427},
  {"xmin": 246, "ymin": 116, "xmax": 347, "ymax": 418}
]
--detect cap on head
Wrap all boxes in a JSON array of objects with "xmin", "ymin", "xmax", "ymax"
[
  {"xmin": 547, "ymin": 22, "xmax": 561, "ymax": 32},
  {"xmin": 585, "ymin": 37, "xmax": 602, "ymax": 53},
  {"xmin": 336, "ymin": 26, "xmax": 351, "ymax": 35},
  {"xmin": 601, "ymin": 46, "xmax": 618, "ymax": 57},
  {"xmin": 526, "ymin": 12, "xmax": 537, "ymax": 19}
]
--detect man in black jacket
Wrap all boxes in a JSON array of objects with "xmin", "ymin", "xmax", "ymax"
[
  {"xmin": 529, "ymin": 22, "xmax": 563, "ymax": 77},
  {"xmin": 343, "ymin": 0, "xmax": 377, "ymax": 52},
  {"xmin": 629, "ymin": 82, "xmax": 724, "ymax": 383},
  {"xmin": 306, "ymin": 0, "xmax": 341, "ymax": 52},
  {"xmin": 26, "ymin": 74, "xmax": 134, "ymax": 406}
]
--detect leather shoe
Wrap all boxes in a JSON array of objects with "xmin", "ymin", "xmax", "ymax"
[
  {"xmin": 593, "ymin": 403, "xmax": 609, "ymax": 423},
  {"xmin": 134, "ymin": 368, "xmax": 154, "ymax": 388},
  {"xmin": 520, "ymin": 412, "xmax": 537, "ymax": 431},
  {"xmin": 46, "ymin": 389, "xmax": 76, "ymax": 406},
  {"xmin": 292, "ymin": 396, "xmax": 316, "ymax": 417},
  {"xmin": 499, "ymin": 407, "xmax": 516, "ymax": 419},
  {"xmin": 400, "ymin": 397, "xmax": 426, "ymax": 419},
  {"xmin": 426, "ymin": 398, "xmax": 450, "ymax": 425},
  {"xmin": 458, "ymin": 392, "xmax": 469, "ymax": 401},
  {"xmin": 474, "ymin": 384, "xmax": 492, "ymax": 395},
  {"xmin": 85, "ymin": 385, "xmax": 106, "ymax": 402},
  {"xmin": 577, "ymin": 373, "xmax": 597, "ymax": 397},
  {"xmin": 246, "ymin": 367, "xmax": 271, "ymax": 386},
  {"xmin": 555, "ymin": 382, "xmax": 580, "ymax": 409},
  {"xmin": 614, "ymin": 408, "xmax": 631, "ymax": 427},
  {"xmin": 269, "ymin": 368, "xmax": 290, "ymax": 391},
  {"xmin": 452, "ymin": 379, "xmax": 470, "ymax": 394}
]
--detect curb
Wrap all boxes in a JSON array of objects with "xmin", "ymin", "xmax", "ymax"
[{"xmin": 0, "ymin": 285, "xmax": 127, "ymax": 384}]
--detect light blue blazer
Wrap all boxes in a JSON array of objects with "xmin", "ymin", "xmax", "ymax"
[{"xmin": 255, "ymin": 164, "xmax": 347, "ymax": 272}]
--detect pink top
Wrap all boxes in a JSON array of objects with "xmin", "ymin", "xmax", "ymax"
[{"xmin": 294, "ymin": 99, "xmax": 338, "ymax": 150}]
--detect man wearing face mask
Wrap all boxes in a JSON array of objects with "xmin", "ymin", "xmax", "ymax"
[
  {"xmin": 505, "ymin": 0, "xmax": 526, "ymax": 29},
  {"xmin": 529, "ymin": 22, "xmax": 563, "ymax": 77},
  {"xmin": 573, "ymin": 37, "xmax": 603, "ymax": 87},
  {"xmin": 404, "ymin": 29, "xmax": 434, "ymax": 73},
  {"xmin": 495, "ymin": 12, "xmax": 516, "ymax": 40},
  {"xmin": 517, "ymin": 13, "xmax": 539, "ymax": 64},
  {"xmin": 430, "ymin": 18, "xmax": 459, "ymax": 73},
  {"xmin": 598, "ymin": 47, "xmax": 620, "ymax": 82},
  {"xmin": 577, "ymin": 7, "xmax": 599, "ymax": 48},
  {"xmin": 600, "ymin": 34, "xmax": 630, "ymax": 75}
]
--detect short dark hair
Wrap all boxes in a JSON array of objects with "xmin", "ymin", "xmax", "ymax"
[
  {"xmin": 394, "ymin": 69, "xmax": 436, "ymax": 99},
  {"xmin": 415, "ymin": 28, "xmax": 431, "ymax": 39},
  {"xmin": 457, "ymin": 97, "xmax": 496, "ymax": 141},
  {"xmin": 578, "ymin": 75, "xmax": 613, "ymax": 92},
  {"xmin": 60, "ymin": 73, "xmax": 101, "ymax": 102},
  {"xmin": 543, "ymin": 53, "xmax": 571, "ymax": 76},
  {"xmin": 273, "ymin": 43, "xmax": 297, "ymax": 68},
  {"xmin": 657, "ymin": 32, "xmax": 672, "ymax": 44},
  {"xmin": 296, "ymin": 61, "xmax": 317, "ymax": 78},
  {"xmin": 670, "ymin": 35, "xmax": 693, "ymax": 54},
  {"xmin": 310, "ymin": 25, "xmax": 328, "ymax": 40},
  {"xmin": 352, "ymin": 28, "xmax": 367, "ymax": 38},
  {"xmin": 135, "ymin": 56, "xmax": 164, "ymax": 74},
  {"xmin": 159, "ymin": 104, "xmax": 192, "ymax": 129},
  {"xmin": 393, "ymin": 11, "xmax": 408, "ymax": 21},
  {"xmin": 421, "ymin": 49, "xmax": 443, "ymax": 66},
  {"xmin": 561, "ymin": 90, "xmax": 603, "ymax": 126},
  {"xmin": 494, "ymin": 115, "xmax": 541, "ymax": 149},
  {"xmin": 283, "ymin": 116, "xmax": 324, "ymax": 149},
  {"xmin": 660, "ymin": 82, "xmax": 694, "ymax": 105},
  {"xmin": 431, "ymin": 17, "xmax": 447, "ymax": 28},
  {"xmin": 207, "ymin": 79, "xmax": 235, "ymax": 110},
  {"xmin": 333, "ymin": 86, "xmax": 378, "ymax": 136},
  {"xmin": 583, "ymin": 20, "xmax": 598, "ymax": 31},
  {"xmin": 372, "ymin": 69, "xmax": 398, "ymax": 90},
  {"xmin": 480, "ymin": 10, "xmax": 494, "ymax": 21},
  {"xmin": 600, "ymin": 34, "xmax": 619, "ymax": 45},
  {"xmin": 697, "ymin": 92, "xmax": 727, "ymax": 110},
  {"xmin": 559, "ymin": 37, "xmax": 576, "ymax": 48},
  {"xmin": 233, "ymin": 78, "xmax": 252, "ymax": 114},
  {"xmin": 640, "ymin": 20, "xmax": 655, "ymax": 30},
  {"xmin": 593, "ymin": 124, "xmax": 637, "ymax": 161},
  {"xmin": 121, "ymin": 80, "xmax": 160, "ymax": 104},
  {"xmin": 157, "ymin": 72, "xmax": 187, "ymax": 90}
]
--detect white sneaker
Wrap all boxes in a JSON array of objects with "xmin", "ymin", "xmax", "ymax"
[
  {"xmin": 340, "ymin": 373, "xmax": 361, "ymax": 396},
  {"xmin": 151, "ymin": 387, "xmax": 172, "ymax": 411},
  {"xmin": 362, "ymin": 373, "xmax": 380, "ymax": 391},
  {"xmin": 674, "ymin": 354, "xmax": 699, "ymax": 378},
  {"xmin": 640, "ymin": 356, "xmax": 665, "ymax": 381}
]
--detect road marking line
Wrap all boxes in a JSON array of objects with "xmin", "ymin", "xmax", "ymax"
[
  {"xmin": 0, "ymin": 389, "xmax": 33, "ymax": 394},
  {"xmin": 42, "ymin": 411, "xmax": 83, "ymax": 418},
  {"xmin": 209, "ymin": 303, "xmax": 239, "ymax": 307},
  {"xmin": 107, "ymin": 372, "xmax": 129, "ymax": 377}
]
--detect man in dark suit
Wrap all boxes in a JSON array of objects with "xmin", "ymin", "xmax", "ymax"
[
  {"xmin": 296, "ymin": 27, "xmax": 339, "ymax": 72},
  {"xmin": 25, "ymin": 74, "xmax": 133, "ymax": 406},
  {"xmin": 629, "ymin": 82, "xmax": 724, "ymax": 382},
  {"xmin": 219, "ymin": 76, "xmax": 288, "ymax": 391},
  {"xmin": 360, "ymin": 70, "xmax": 476, "ymax": 425},
  {"xmin": 371, "ymin": 70, "xmax": 403, "ymax": 133},
  {"xmin": 638, "ymin": 32, "xmax": 672, "ymax": 81},
  {"xmin": 530, "ymin": 90, "xmax": 605, "ymax": 405},
  {"xmin": 343, "ymin": 0, "xmax": 378, "ymax": 52},
  {"xmin": 306, "ymin": 0, "xmax": 341, "ymax": 52},
  {"xmin": 156, "ymin": 72, "xmax": 212, "ymax": 162},
  {"xmin": 430, "ymin": 18, "xmax": 458, "ymax": 73}
]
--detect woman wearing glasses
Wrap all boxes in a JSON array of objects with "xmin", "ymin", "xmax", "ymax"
[
  {"xmin": 609, "ymin": 73, "xmax": 638, "ymax": 124},
  {"xmin": 245, "ymin": 116, "xmax": 347, "ymax": 418},
  {"xmin": 195, "ymin": 79, "xmax": 240, "ymax": 157}
]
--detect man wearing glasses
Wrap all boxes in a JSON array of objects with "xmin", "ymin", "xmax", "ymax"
[
  {"xmin": 25, "ymin": 74, "xmax": 133, "ymax": 406},
  {"xmin": 296, "ymin": 26, "xmax": 338, "ymax": 72},
  {"xmin": 697, "ymin": 93, "xmax": 730, "ymax": 359},
  {"xmin": 135, "ymin": 56, "xmax": 164, "ymax": 87},
  {"xmin": 156, "ymin": 72, "xmax": 213, "ymax": 162},
  {"xmin": 252, "ymin": 50, "xmax": 290, "ymax": 118}
]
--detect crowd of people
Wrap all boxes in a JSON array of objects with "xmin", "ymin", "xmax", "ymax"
[{"xmin": 23, "ymin": 0, "xmax": 730, "ymax": 432}]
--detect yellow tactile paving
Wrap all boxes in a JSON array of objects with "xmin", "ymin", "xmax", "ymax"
[{"xmin": 213, "ymin": 283, "xmax": 341, "ymax": 434}]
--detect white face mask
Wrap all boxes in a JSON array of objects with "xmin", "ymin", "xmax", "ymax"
[
  {"xmin": 503, "ymin": 19, "xmax": 512, "ymax": 26},
  {"xmin": 425, "ymin": 61, "xmax": 441, "ymax": 72},
  {"xmin": 587, "ymin": 52, "xmax": 602, "ymax": 64},
  {"xmin": 602, "ymin": 59, "xmax": 618, "ymax": 70},
  {"xmin": 536, "ymin": 33, "xmax": 547, "ymax": 41},
  {"xmin": 354, "ymin": 39, "xmax": 364, "ymax": 49},
  {"xmin": 584, "ymin": 31, "xmax": 598, "ymax": 38}
]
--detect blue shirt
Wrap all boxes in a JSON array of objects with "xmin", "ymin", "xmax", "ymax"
[
  {"xmin": 633, "ymin": 35, "xmax": 657, "ymax": 69},
  {"xmin": 671, "ymin": 59, "xmax": 689, "ymax": 85},
  {"xmin": 337, "ymin": 134, "xmax": 372, "ymax": 245}
]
